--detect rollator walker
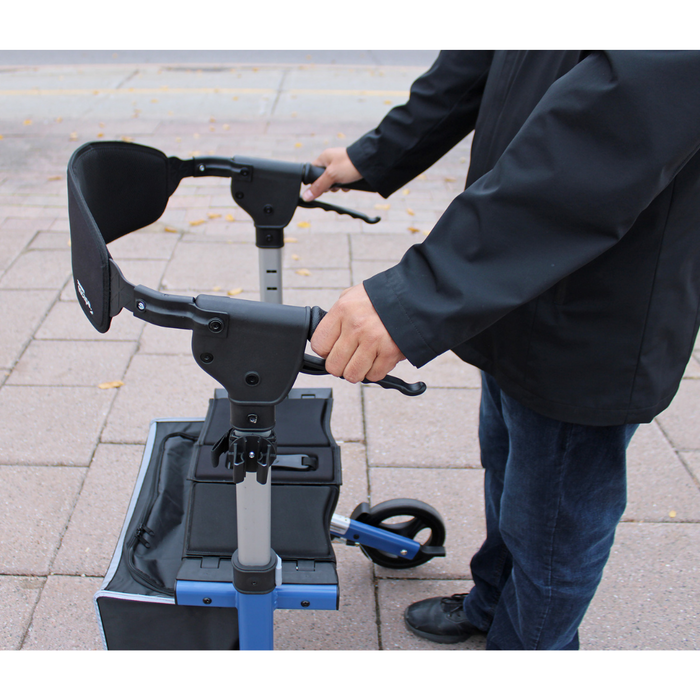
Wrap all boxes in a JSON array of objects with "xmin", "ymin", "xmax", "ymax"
[{"xmin": 67, "ymin": 140, "xmax": 447, "ymax": 650}]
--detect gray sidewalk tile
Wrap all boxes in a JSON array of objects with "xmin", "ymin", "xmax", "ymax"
[
  {"xmin": 656, "ymin": 378, "xmax": 700, "ymax": 449},
  {"xmin": 52, "ymin": 444, "xmax": 145, "ymax": 577},
  {"xmin": 0, "ymin": 386, "xmax": 113, "ymax": 466},
  {"xmin": 377, "ymin": 579, "xmax": 487, "ymax": 650},
  {"xmin": 368, "ymin": 467, "xmax": 485, "ymax": 580},
  {"xmin": 625, "ymin": 422, "xmax": 700, "ymax": 522},
  {"xmin": 0, "ymin": 575, "xmax": 44, "ymax": 650},
  {"xmin": 350, "ymin": 232, "xmax": 425, "ymax": 261},
  {"xmin": 100, "ymin": 354, "xmax": 219, "ymax": 444},
  {"xmin": 363, "ymin": 386, "xmax": 482, "ymax": 467},
  {"xmin": 0, "ymin": 289, "xmax": 56, "ymax": 369},
  {"xmin": 0, "ymin": 228, "xmax": 35, "ymax": 274},
  {"xmin": 22, "ymin": 574, "xmax": 103, "ymax": 650},
  {"xmin": 0, "ymin": 248, "xmax": 71, "ymax": 289},
  {"xmin": 0, "ymin": 466, "xmax": 85, "ymax": 575},
  {"xmin": 36, "ymin": 300, "xmax": 144, "ymax": 342},
  {"xmin": 580, "ymin": 522, "xmax": 700, "ymax": 650},
  {"xmin": 6, "ymin": 339, "xmax": 136, "ymax": 387},
  {"xmin": 161, "ymin": 241, "xmax": 259, "ymax": 293},
  {"xmin": 679, "ymin": 451, "xmax": 700, "ymax": 483}
]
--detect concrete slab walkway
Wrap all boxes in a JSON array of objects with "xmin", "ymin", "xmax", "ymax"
[{"xmin": 0, "ymin": 51, "xmax": 698, "ymax": 657}]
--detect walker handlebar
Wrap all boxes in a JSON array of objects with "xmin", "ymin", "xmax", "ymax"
[
  {"xmin": 303, "ymin": 306, "xmax": 426, "ymax": 397},
  {"xmin": 301, "ymin": 164, "xmax": 374, "ymax": 192}
]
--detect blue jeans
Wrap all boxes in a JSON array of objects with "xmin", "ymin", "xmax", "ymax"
[{"xmin": 462, "ymin": 372, "xmax": 638, "ymax": 650}]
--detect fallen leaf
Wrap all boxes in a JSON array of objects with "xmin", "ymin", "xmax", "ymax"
[
  {"xmin": 164, "ymin": 226, "xmax": 178, "ymax": 233},
  {"xmin": 55, "ymin": 116, "xmax": 63, "ymax": 123},
  {"xmin": 189, "ymin": 219, "xmax": 205, "ymax": 226},
  {"xmin": 291, "ymin": 254, "xmax": 300, "ymax": 261},
  {"xmin": 0, "ymin": 135, "xmax": 3, "ymax": 140},
  {"xmin": 294, "ymin": 142, "xmax": 303, "ymax": 148},
  {"xmin": 47, "ymin": 176, "xmax": 62, "ymax": 181},
  {"xmin": 407, "ymin": 208, "xmax": 415, "ymax": 216},
  {"xmin": 212, "ymin": 286, "xmax": 222, "ymax": 292},
  {"xmin": 120, "ymin": 136, "xmax": 134, "ymax": 143},
  {"xmin": 223, "ymin": 124, "xmax": 230, "ymax": 130},
  {"xmin": 210, "ymin": 117, "xmax": 216, "ymax": 123},
  {"xmin": 669, "ymin": 510, "xmax": 677, "ymax": 518},
  {"xmin": 374, "ymin": 203, "xmax": 391, "ymax": 210},
  {"xmin": 97, "ymin": 132, "xmax": 104, "ymax": 138},
  {"xmin": 337, "ymin": 132, "xmax": 346, "ymax": 139},
  {"xmin": 297, "ymin": 221, "xmax": 311, "ymax": 229},
  {"xmin": 99, "ymin": 122, "xmax": 105, "ymax": 128},
  {"xmin": 207, "ymin": 212, "xmax": 221, "ymax": 219},
  {"xmin": 384, "ymin": 100, "xmax": 392, "ymax": 105},
  {"xmin": 23, "ymin": 119, "xmax": 32, "ymax": 125},
  {"xmin": 444, "ymin": 177, "xmax": 456, "ymax": 183},
  {"xmin": 296, "ymin": 269, "xmax": 312, "ymax": 276},
  {"xmin": 408, "ymin": 226, "xmax": 420, "ymax": 233},
  {"xmin": 225, "ymin": 214, "xmax": 235, "ymax": 222},
  {"xmin": 98, "ymin": 380, "xmax": 124, "ymax": 390},
  {"xmin": 402, "ymin": 189, "xmax": 411, "ymax": 196},
  {"xmin": 284, "ymin": 237, "xmax": 298, "ymax": 243},
  {"xmin": 227, "ymin": 287, "xmax": 243, "ymax": 296},
  {"xmin": 69, "ymin": 132, "xmax": 78, "ymax": 141}
]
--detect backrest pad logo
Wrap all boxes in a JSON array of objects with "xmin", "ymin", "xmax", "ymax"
[{"xmin": 76, "ymin": 279, "xmax": 94, "ymax": 315}]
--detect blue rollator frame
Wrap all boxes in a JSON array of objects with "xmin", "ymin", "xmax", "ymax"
[
  {"xmin": 68, "ymin": 141, "xmax": 447, "ymax": 650},
  {"xmin": 175, "ymin": 514, "xmax": 425, "ymax": 650}
]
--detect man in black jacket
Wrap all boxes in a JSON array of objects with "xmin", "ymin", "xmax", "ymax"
[{"xmin": 304, "ymin": 51, "xmax": 700, "ymax": 649}]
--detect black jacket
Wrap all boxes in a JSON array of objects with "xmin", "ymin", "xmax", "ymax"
[{"xmin": 347, "ymin": 50, "xmax": 700, "ymax": 426}]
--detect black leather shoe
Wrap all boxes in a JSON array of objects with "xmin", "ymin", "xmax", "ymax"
[{"xmin": 404, "ymin": 593, "xmax": 483, "ymax": 643}]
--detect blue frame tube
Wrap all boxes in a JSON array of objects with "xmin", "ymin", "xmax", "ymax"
[
  {"xmin": 336, "ymin": 518, "xmax": 422, "ymax": 559},
  {"xmin": 176, "ymin": 581, "xmax": 339, "ymax": 611}
]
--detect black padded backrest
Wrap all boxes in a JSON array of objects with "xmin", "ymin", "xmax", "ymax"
[{"xmin": 67, "ymin": 141, "xmax": 189, "ymax": 333}]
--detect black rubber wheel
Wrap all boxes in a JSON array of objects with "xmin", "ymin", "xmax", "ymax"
[{"xmin": 351, "ymin": 498, "xmax": 446, "ymax": 569}]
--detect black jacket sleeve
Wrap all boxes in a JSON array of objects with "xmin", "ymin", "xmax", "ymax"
[
  {"xmin": 346, "ymin": 50, "xmax": 494, "ymax": 198},
  {"xmin": 361, "ymin": 51, "xmax": 700, "ymax": 367}
]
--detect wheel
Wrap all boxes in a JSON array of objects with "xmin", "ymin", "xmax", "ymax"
[{"xmin": 350, "ymin": 498, "xmax": 446, "ymax": 569}]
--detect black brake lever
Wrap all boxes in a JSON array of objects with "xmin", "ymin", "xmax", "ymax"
[
  {"xmin": 300, "ymin": 355, "xmax": 426, "ymax": 398},
  {"xmin": 297, "ymin": 198, "xmax": 381, "ymax": 225}
]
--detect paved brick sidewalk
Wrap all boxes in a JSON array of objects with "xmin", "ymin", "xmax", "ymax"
[{"xmin": 0, "ymin": 53, "xmax": 698, "ymax": 652}]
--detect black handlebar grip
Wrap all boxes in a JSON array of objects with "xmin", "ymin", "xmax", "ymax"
[
  {"xmin": 309, "ymin": 306, "xmax": 327, "ymax": 339},
  {"xmin": 301, "ymin": 164, "xmax": 374, "ymax": 192}
]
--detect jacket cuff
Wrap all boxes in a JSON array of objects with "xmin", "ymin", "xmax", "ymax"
[{"xmin": 363, "ymin": 268, "xmax": 438, "ymax": 368}]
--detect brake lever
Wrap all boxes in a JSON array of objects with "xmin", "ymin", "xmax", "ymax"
[
  {"xmin": 297, "ymin": 197, "xmax": 381, "ymax": 225},
  {"xmin": 300, "ymin": 354, "xmax": 426, "ymax": 397}
]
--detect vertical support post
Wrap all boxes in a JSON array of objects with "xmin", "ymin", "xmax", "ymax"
[
  {"xmin": 237, "ymin": 591, "xmax": 276, "ymax": 650},
  {"xmin": 258, "ymin": 246, "xmax": 283, "ymax": 304},
  {"xmin": 236, "ymin": 473, "xmax": 273, "ymax": 566}
]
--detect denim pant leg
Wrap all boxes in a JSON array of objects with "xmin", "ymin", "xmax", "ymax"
[{"xmin": 463, "ymin": 372, "xmax": 637, "ymax": 650}]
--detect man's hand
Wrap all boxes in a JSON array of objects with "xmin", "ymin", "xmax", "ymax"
[
  {"xmin": 310, "ymin": 284, "xmax": 405, "ymax": 384},
  {"xmin": 302, "ymin": 147, "xmax": 362, "ymax": 202}
]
